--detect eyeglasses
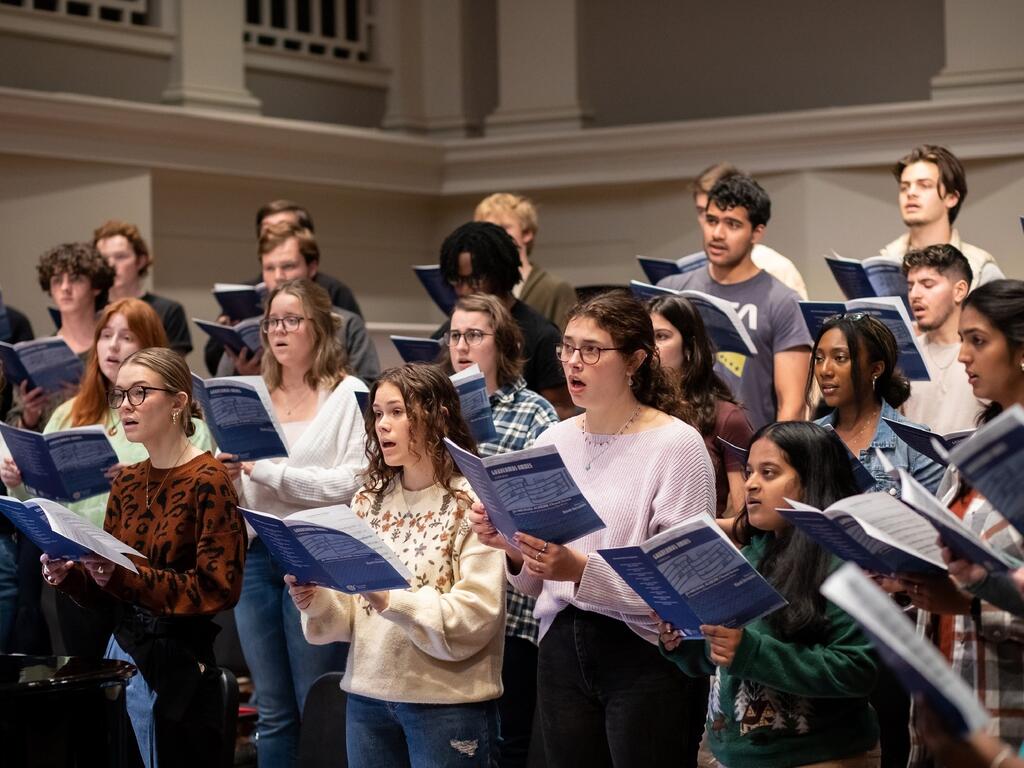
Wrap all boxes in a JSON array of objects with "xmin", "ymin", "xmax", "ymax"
[
  {"xmin": 443, "ymin": 330, "xmax": 493, "ymax": 347},
  {"xmin": 448, "ymin": 274, "xmax": 485, "ymax": 289},
  {"xmin": 108, "ymin": 385, "xmax": 176, "ymax": 408},
  {"xmin": 555, "ymin": 343, "xmax": 624, "ymax": 365},
  {"xmin": 823, "ymin": 312, "xmax": 867, "ymax": 324},
  {"xmin": 261, "ymin": 315, "xmax": 306, "ymax": 333}
]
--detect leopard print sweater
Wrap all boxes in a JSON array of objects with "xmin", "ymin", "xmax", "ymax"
[{"xmin": 60, "ymin": 452, "xmax": 245, "ymax": 616}]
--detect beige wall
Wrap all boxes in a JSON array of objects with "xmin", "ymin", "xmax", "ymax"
[
  {"xmin": 2, "ymin": 152, "xmax": 1020, "ymax": 375},
  {"xmin": 0, "ymin": 153, "xmax": 151, "ymax": 334},
  {"xmin": 436, "ymin": 159, "xmax": 1024, "ymax": 313},
  {"xmin": 577, "ymin": 0, "xmax": 946, "ymax": 127}
]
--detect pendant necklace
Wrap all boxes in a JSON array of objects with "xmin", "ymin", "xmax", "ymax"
[
  {"xmin": 146, "ymin": 441, "xmax": 192, "ymax": 512},
  {"xmin": 278, "ymin": 386, "xmax": 314, "ymax": 417},
  {"xmin": 582, "ymin": 403, "xmax": 642, "ymax": 471}
]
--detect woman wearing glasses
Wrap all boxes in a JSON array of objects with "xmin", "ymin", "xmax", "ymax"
[
  {"xmin": 443, "ymin": 293, "xmax": 559, "ymax": 767},
  {"xmin": 216, "ymin": 278, "xmax": 368, "ymax": 768},
  {"xmin": 469, "ymin": 290, "xmax": 716, "ymax": 766},
  {"xmin": 809, "ymin": 313, "xmax": 943, "ymax": 495},
  {"xmin": 1, "ymin": 298, "xmax": 214, "ymax": 658},
  {"xmin": 44, "ymin": 346, "xmax": 245, "ymax": 767}
]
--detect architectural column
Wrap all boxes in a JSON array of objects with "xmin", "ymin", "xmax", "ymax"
[
  {"xmin": 931, "ymin": 0, "xmax": 1024, "ymax": 99},
  {"xmin": 161, "ymin": 0, "xmax": 261, "ymax": 113},
  {"xmin": 485, "ymin": 0, "xmax": 589, "ymax": 136},
  {"xmin": 380, "ymin": 0, "xmax": 471, "ymax": 138}
]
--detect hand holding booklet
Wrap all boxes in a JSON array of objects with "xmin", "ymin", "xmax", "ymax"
[
  {"xmin": 241, "ymin": 505, "xmax": 412, "ymax": 593},
  {"xmin": 193, "ymin": 317, "xmax": 263, "ymax": 356},
  {"xmin": 821, "ymin": 563, "xmax": 990, "ymax": 736},
  {"xmin": 946, "ymin": 405, "xmax": 1024, "ymax": 534},
  {"xmin": 450, "ymin": 364, "xmax": 498, "ymax": 444},
  {"xmin": 777, "ymin": 493, "xmax": 946, "ymax": 576},
  {"xmin": 895, "ymin": 468, "xmax": 1013, "ymax": 574},
  {"xmin": 598, "ymin": 515, "xmax": 787, "ymax": 637},
  {"xmin": 0, "ymin": 336, "xmax": 84, "ymax": 393},
  {"xmin": 443, "ymin": 438, "xmax": 605, "ymax": 545},
  {"xmin": 0, "ymin": 423, "xmax": 118, "ymax": 503},
  {"xmin": 191, "ymin": 374, "xmax": 288, "ymax": 461},
  {"xmin": 0, "ymin": 496, "xmax": 144, "ymax": 573}
]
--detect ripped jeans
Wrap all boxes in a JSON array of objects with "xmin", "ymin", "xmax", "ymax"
[{"xmin": 345, "ymin": 693, "xmax": 499, "ymax": 767}]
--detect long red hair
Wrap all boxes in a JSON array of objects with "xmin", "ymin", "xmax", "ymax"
[{"xmin": 69, "ymin": 298, "xmax": 169, "ymax": 427}]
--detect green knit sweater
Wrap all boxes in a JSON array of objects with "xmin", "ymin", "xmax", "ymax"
[{"xmin": 661, "ymin": 533, "xmax": 879, "ymax": 768}]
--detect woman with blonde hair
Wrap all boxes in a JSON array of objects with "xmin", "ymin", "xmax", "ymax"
[
  {"xmin": 217, "ymin": 277, "xmax": 368, "ymax": 768},
  {"xmin": 45, "ymin": 346, "xmax": 245, "ymax": 767},
  {"xmin": 1, "ymin": 298, "xmax": 214, "ymax": 657}
]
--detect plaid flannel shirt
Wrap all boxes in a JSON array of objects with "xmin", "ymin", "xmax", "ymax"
[
  {"xmin": 477, "ymin": 377, "xmax": 559, "ymax": 645},
  {"xmin": 909, "ymin": 468, "xmax": 1024, "ymax": 766}
]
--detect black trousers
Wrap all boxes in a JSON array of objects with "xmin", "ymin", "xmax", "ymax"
[
  {"xmin": 499, "ymin": 634, "xmax": 539, "ymax": 768},
  {"xmin": 536, "ymin": 606, "xmax": 705, "ymax": 767}
]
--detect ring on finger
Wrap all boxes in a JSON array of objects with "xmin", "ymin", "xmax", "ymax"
[{"xmin": 539, "ymin": 542, "xmax": 549, "ymax": 554}]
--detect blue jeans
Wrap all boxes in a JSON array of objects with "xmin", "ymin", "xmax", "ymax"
[
  {"xmin": 107, "ymin": 634, "xmax": 159, "ymax": 768},
  {"xmin": 0, "ymin": 534, "xmax": 19, "ymax": 653},
  {"xmin": 235, "ymin": 538, "xmax": 349, "ymax": 768},
  {"xmin": 346, "ymin": 693, "xmax": 499, "ymax": 768}
]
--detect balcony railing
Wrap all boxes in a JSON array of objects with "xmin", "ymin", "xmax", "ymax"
[{"xmin": 244, "ymin": 0, "xmax": 374, "ymax": 63}]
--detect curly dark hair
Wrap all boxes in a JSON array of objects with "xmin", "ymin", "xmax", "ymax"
[
  {"xmin": 566, "ymin": 290, "xmax": 687, "ymax": 420},
  {"xmin": 646, "ymin": 294, "xmax": 738, "ymax": 435},
  {"xmin": 36, "ymin": 242, "xmax": 115, "ymax": 311},
  {"xmin": 439, "ymin": 221, "xmax": 522, "ymax": 296},
  {"xmin": 362, "ymin": 364, "xmax": 477, "ymax": 495},
  {"xmin": 706, "ymin": 174, "xmax": 771, "ymax": 228}
]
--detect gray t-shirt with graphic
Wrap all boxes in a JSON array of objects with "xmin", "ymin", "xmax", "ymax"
[{"xmin": 659, "ymin": 268, "xmax": 811, "ymax": 431}]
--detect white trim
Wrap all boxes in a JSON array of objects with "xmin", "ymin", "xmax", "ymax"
[
  {"xmin": 0, "ymin": 86, "xmax": 441, "ymax": 195},
  {"xmin": 0, "ymin": 4, "xmax": 173, "ymax": 57},
  {"xmin": 442, "ymin": 96, "xmax": 1024, "ymax": 194},
  {"xmin": 1, "ymin": 85, "xmax": 1023, "ymax": 197}
]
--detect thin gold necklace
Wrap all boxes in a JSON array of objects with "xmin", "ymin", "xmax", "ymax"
[
  {"xmin": 277, "ymin": 385, "xmax": 315, "ymax": 417},
  {"xmin": 842, "ymin": 406, "xmax": 880, "ymax": 446},
  {"xmin": 146, "ymin": 441, "xmax": 192, "ymax": 512},
  {"xmin": 581, "ymin": 403, "xmax": 642, "ymax": 471}
]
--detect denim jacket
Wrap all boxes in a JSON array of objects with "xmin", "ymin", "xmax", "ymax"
[{"xmin": 815, "ymin": 401, "xmax": 944, "ymax": 496}]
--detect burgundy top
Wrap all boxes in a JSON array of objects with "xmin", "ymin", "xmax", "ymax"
[{"xmin": 704, "ymin": 400, "xmax": 754, "ymax": 516}]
